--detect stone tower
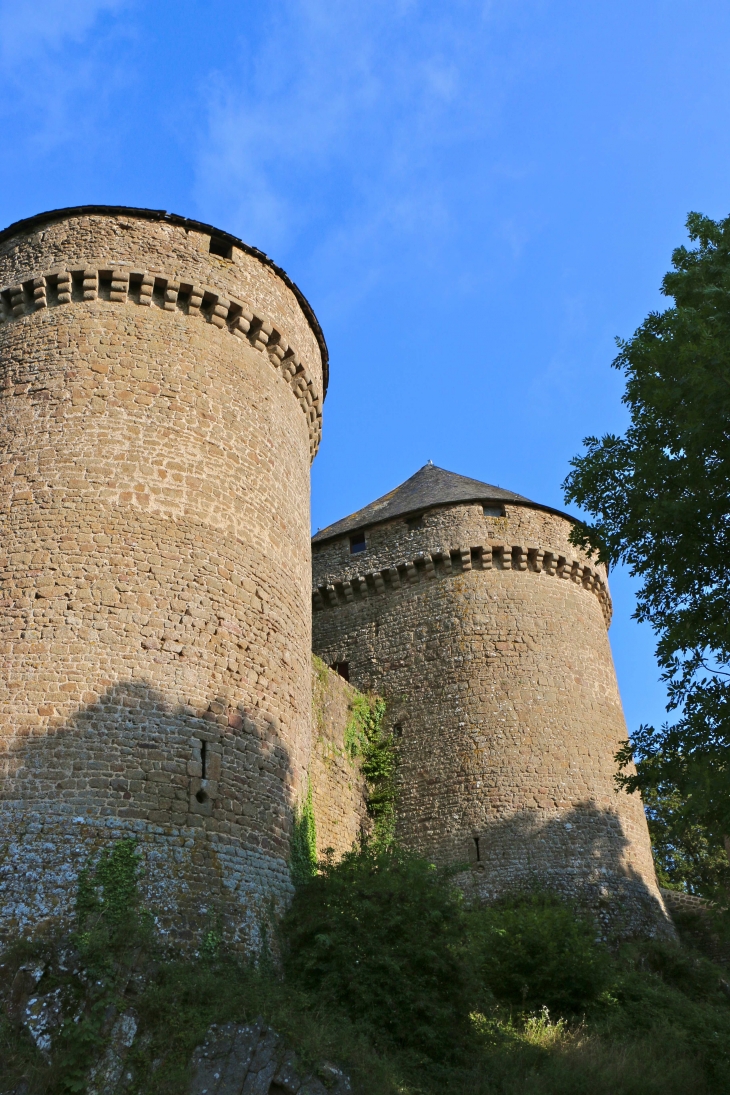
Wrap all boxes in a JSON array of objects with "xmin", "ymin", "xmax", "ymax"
[
  {"xmin": 312, "ymin": 464, "xmax": 671, "ymax": 936},
  {"xmin": 0, "ymin": 206, "xmax": 326, "ymax": 947}
]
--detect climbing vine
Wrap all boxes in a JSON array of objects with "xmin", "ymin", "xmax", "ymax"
[
  {"xmin": 290, "ymin": 780, "xmax": 318, "ymax": 886},
  {"xmin": 345, "ymin": 695, "xmax": 398, "ymax": 848}
]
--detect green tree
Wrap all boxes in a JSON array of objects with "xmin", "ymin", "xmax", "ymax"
[{"xmin": 563, "ymin": 212, "xmax": 730, "ymax": 896}]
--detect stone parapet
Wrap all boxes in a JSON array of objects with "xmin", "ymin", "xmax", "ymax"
[{"xmin": 0, "ymin": 260, "xmax": 321, "ymax": 459}]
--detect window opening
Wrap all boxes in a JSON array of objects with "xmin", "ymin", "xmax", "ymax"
[
  {"xmin": 406, "ymin": 514, "xmax": 424, "ymax": 531},
  {"xmin": 331, "ymin": 661, "xmax": 350, "ymax": 682},
  {"xmin": 474, "ymin": 836, "xmax": 481, "ymax": 861},
  {"xmin": 393, "ymin": 723, "xmax": 403, "ymax": 737},
  {"xmin": 483, "ymin": 504, "xmax": 505, "ymax": 518},
  {"xmin": 209, "ymin": 235, "xmax": 233, "ymax": 259},
  {"xmin": 201, "ymin": 739, "xmax": 207, "ymax": 780},
  {"xmin": 349, "ymin": 532, "xmax": 366, "ymax": 554}
]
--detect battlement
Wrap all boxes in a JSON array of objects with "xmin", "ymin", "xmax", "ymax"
[
  {"xmin": 0, "ymin": 262, "xmax": 322, "ymax": 459},
  {"xmin": 313, "ymin": 539, "xmax": 612, "ymax": 626}
]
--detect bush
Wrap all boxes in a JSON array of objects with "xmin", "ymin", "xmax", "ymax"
[
  {"xmin": 280, "ymin": 844, "xmax": 466, "ymax": 1059},
  {"xmin": 466, "ymin": 892, "xmax": 610, "ymax": 1014}
]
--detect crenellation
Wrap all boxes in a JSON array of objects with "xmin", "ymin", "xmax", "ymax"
[{"xmin": 0, "ymin": 259, "xmax": 323, "ymax": 458}]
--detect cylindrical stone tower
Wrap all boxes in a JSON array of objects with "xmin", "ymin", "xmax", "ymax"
[
  {"xmin": 0, "ymin": 206, "xmax": 327, "ymax": 948},
  {"xmin": 312, "ymin": 463, "xmax": 671, "ymax": 937}
]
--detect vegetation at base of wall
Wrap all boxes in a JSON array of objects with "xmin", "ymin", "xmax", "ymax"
[
  {"xmin": 281, "ymin": 844, "xmax": 467, "ymax": 1059},
  {"xmin": 289, "ymin": 780, "xmax": 318, "ymax": 886},
  {"xmin": 344, "ymin": 693, "xmax": 397, "ymax": 846},
  {"xmin": 3, "ymin": 840, "xmax": 730, "ymax": 1095},
  {"xmin": 464, "ymin": 892, "xmax": 612, "ymax": 1014}
]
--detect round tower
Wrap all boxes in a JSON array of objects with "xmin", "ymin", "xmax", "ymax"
[
  {"xmin": 0, "ymin": 206, "xmax": 327, "ymax": 947},
  {"xmin": 312, "ymin": 464, "xmax": 671, "ymax": 937}
]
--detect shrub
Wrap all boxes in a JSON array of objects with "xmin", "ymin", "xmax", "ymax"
[
  {"xmin": 466, "ymin": 892, "xmax": 610, "ymax": 1014},
  {"xmin": 280, "ymin": 844, "xmax": 466, "ymax": 1059}
]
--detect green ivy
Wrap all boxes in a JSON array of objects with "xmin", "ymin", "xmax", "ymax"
[
  {"xmin": 346, "ymin": 695, "xmax": 397, "ymax": 848},
  {"xmin": 290, "ymin": 780, "xmax": 318, "ymax": 886}
]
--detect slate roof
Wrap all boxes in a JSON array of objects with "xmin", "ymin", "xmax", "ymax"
[{"xmin": 312, "ymin": 463, "xmax": 575, "ymax": 543}]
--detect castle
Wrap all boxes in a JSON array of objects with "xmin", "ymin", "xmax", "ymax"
[{"xmin": 0, "ymin": 207, "xmax": 670, "ymax": 946}]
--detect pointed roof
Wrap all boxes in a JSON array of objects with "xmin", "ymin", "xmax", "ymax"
[{"xmin": 312, "ymin": 463, "xmax": 575, "ymax": 543}]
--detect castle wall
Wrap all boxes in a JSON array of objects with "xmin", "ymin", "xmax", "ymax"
[
  {"xmin": 0, "ymin": 210, "xmax": 324, "ymax": 949},
  {"xmin": 310, "ymin": 658, "xmax": 368, "ymax": 860},
  {"xmin": 312, "ymin": 501, "xmax": 672, "ymax": 938}
]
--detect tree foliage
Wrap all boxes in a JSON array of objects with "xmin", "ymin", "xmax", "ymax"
[
  {"xmin": 280, "ymin": 844, "xmax": 466, "ymax": 1060},
  {"xmin": 564, "ymin": 212, "xmax": 730, "ymax": 887},
  {"xmin": 465, "ymin": 892, "xmax": 610, "ymax": 1014}
]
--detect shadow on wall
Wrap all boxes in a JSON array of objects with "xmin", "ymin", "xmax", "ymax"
[
  {"xmin": 0, "ymin": 680, "xmax": 296, "ymax": 951},
  {"xmin": 458, "ymin": 803, "xmax": 673, "ymax": 940}
]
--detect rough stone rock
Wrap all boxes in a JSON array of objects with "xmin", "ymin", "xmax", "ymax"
[
  {"xmin": 22, "ymin": 987, "xmax": 65, "ymax": 1056},
  {"xmin": 87, "ymin": 1009, "xmax": 138, "ymax": 1095},
  {"xmin": 189, "ymin": 1021, "xmax": 351, "ymax": 1095}
]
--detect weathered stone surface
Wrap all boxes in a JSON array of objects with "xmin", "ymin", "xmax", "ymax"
[
  {"xmin": 87, "ymin": 1009, "xmax": 138, "ymax": 1095},
  {"xmin": 189, "ymin": 1022, "xmax": 349, "ymax": 1095},
  {"xmin": 310, "ymin": 660, "xmax": 369, "ymax": 860},
  {"xmin": 0, "ymin": 208, "xmax": 325, "ymax": 949},
  {"xmin": 312, "ymin": 470, "xmax": 673, "ymax": 937}
]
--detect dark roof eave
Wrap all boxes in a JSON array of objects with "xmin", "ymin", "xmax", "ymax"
[
  {"xmin": 312, "ymin": 496, "xmax": 579, "ymax": 546},
  {"xmin": 0, "ymin": 204, "xmax": 329, "ymax": 397}
]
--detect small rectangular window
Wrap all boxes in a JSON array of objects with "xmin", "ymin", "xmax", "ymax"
[
  {"xmin": 406, "ymin": 515, "xmax": 424, "ymax": 531},
  {"xmin": 483, "ymin": 504, "xmax": 505, "ymax": 518},
  {"xmin": 331, "ymin": 661, "xmax": 350, "ymax": 681},
  {"xmin": 350, "ymin": 532, "xmax": 366, "ymax": 554},
  {"xmin": 209, "ymin": 236, "xmax": 233, "ymax": 259}
]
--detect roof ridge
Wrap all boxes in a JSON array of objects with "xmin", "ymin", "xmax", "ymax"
[{"xmin": 312, "ymin": 465, "xmax": 576, "ymax": 543}]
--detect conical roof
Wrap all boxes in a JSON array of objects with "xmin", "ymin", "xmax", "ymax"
[{"xmin": 312, "ymin": 463, "xmax": 574, "ymax": 543}]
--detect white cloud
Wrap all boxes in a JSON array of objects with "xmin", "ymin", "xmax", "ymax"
[
  {"xmin": 0, "ymin": 0, "xmax": 126, "ymax": 65},
  {"xmin": 0, "ymin": 0, "xmax": 133, "ymax": 159},
  {"xmin": 194, "ymin": 0, "xmax": 523, "ymax": 275}
]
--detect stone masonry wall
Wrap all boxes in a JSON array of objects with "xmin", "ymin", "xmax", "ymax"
[
  {"xmin": 310, "ymin": 658, "xmax": 369, "ymax": 861},
  {"xmin": 312, "ymin": 501, "xmax": 673, "ymax": 938},
  {"xmin": 0, "ymin": 210, "xmax": 324, "ymax": 950}
]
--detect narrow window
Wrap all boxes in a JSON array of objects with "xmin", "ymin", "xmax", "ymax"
[
  {"xmin": 331, "ymin": 661, "xmax": 350, "ymax": 681},
  {"xmin": 483, "ymin": 504, "xmax": 505, "ymax": 518},
  {"xmin": 474, "ymin": 836, "xmax": 481, "ymax": 862},
  {"xmin": 406, "ymin": 515, "xmax": 424, "ymax": 531},
  {"xmin": 209, "ymin": 235, "xmax": 233, "ymax": 259},
  {"xmin": 195, "ymin": 739, "xmax": 209, "ymax": 803},
  {"xmin": 393, "ymin": 723, "xmax": 403, "ymax": 737},
  {"xmin": 349, "ymin": 532, "xmax": 366, "ymax": 554}
]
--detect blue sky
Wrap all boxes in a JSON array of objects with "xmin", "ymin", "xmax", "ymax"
[{"xmin": 1, "ymin": 0, "xmax": 728, "ymax": 735}]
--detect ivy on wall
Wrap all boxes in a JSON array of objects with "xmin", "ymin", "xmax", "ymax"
[
  {"xmin": 345, "ymin": 695, "xmax": 397, "ymax": 848},
  {"xmin": 290, "ymin": 781, "xmax": 318, "ymax": 886}
]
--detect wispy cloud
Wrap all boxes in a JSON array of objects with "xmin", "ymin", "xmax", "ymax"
[
  {"xmin": 0, "ymin": 0, "xmax": 126, "ymax": 64},
  {"xmin": 195, "ymin": 0, "xmax": 531, "ymax": 289},
  {"xmin": 0, "ymin": 0, "xmax": 132, "ymax": 160}
]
